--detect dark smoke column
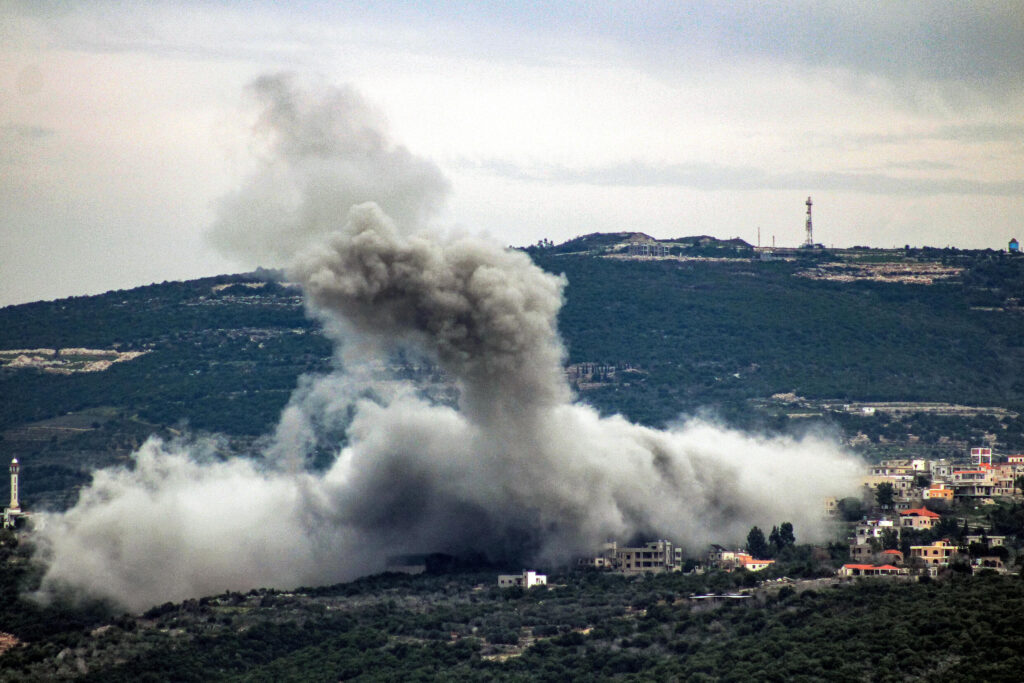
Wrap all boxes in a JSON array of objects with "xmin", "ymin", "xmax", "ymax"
[{"xmin": 292, "ymin": 202, "xmax": 571, "ymax": 427}]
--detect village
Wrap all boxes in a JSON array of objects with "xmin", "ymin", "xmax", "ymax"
[{"xmin": 499, "ymin": 446, "xmax": 1024, "ymax": 589}]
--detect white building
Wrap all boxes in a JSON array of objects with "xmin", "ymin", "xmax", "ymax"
[
  {"xmin": 498, "ymin": 570, "xmax": 547, "ymax": 589},
  {"xmin": 706, "ymin": 546, "xmax": 774, "ymax": 572}
]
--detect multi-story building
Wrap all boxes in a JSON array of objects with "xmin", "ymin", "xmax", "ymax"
[
  {"xmin": 583, "ymin": 540, "xmax": 684, "ymax": 575},
  {"xmin": 970, "ymin": 447, "xmax": 993, "ymax": 466},
  {"xmin": 614, "ymin": 540, "xmax": 684, "ymax": 574},
  {"xmin": 627, "ymin": 242, "xmax": 670, "ymax": 258},
  {"xmin": 952, "ymin": 469, "xmax": 996, "ymax": 498},
  {"xmin": 929, "ymin": 459, "xmax": 955, "ymax": 480},
  {"xmin": 853, "ymin": 518, "xmax": 896, "ymax": 543},
  {"xmin": 910, "ymin": 540, "xmax": 958, "ymax": 567}
]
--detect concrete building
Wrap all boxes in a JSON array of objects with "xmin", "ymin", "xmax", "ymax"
[
  {"xmin": 853, "ymin": 518, "xmax": 896, "ymax": 543},
  {"xmin": 972, "ymin": 557, "xmax": 1007, "ymax": 574},
  {"xmin": 870, "ymin": 461, "xmax": 916, "ymax": 477},
  {"xmin": 966, "ymin": 535, "xmax": 1006, "ymax": 548},
  {"xmin": 923, "ymin": 483, "xmax": 954, "ymax": 501},
  {"xmin": 627, "ymin": 241, "xmax": 670, "ymax": 258},
  {"xmin": 581, "ymin": 539, "xmax": 686, "ymax": 574},
  {"xmin": 614, "ymin": 540, "xmax": 684, "ymax": 574},
  {"xmin": 970, "ymin": 447, "xmax": 993, "ymax": 466},
  {"xmin": 929, "ymin": 460, "xmax": 956, "ymax": 480},
  {"xmin": 498, "ymin": 570, "xmax": 547, "ymax": 588},
  {"xmin": 951, "ymin": 469, "xmax": 996, "ymax": 498}
]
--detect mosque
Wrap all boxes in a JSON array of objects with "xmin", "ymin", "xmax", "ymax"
[{"xmin": 3, "ymin": 458, "xmax": 26, "ymax": 529}]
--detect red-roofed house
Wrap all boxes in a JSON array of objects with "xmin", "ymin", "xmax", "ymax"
[
  {"xmin": 738, "ymin": 556, "xmax": 775, "ymax": 572},
  {"xmin": 899, "ymin": 507, "xmax": 941, "ymax": 529},
  {"xmin": 881, "ymin": 549, "xmax": 904, "ymax": 564}
]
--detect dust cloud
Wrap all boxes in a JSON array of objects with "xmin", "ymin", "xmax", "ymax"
[{"xmin": 32, "ymin": 76, "xmax": 862, "ymax": 613}]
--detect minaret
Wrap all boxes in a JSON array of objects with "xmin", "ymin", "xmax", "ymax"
[{"xmin": 9, "ymin": 458, "xmax": 20, "ymax": 512}]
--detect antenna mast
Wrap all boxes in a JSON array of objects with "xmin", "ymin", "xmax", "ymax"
[{"xmin": 804, "ymin": 196, "xmax": 813, "ymax": 247}]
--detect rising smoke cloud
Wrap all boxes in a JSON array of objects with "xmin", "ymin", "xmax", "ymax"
[
  {"xmin": 207, "ymin": 73, "xmax": 450, "ymax": 266},
  {"xmin": 32, "ymin": 76, "xmax": 862, "ymax": 613}
]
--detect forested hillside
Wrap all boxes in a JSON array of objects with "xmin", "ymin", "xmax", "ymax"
[
  {"xmin": 537, "ymin": 251, "xmax": 1024, "ymax": 426},
  {"xmin": 2, "ymin": 245, "xmax": 1024, "ymax": 509}
]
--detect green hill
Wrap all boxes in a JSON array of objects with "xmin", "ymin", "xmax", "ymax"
[{"xmin": 2, "ymin": 241, "xmax": 1024, "ymax": 509}]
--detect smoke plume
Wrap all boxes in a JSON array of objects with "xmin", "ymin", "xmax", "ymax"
[
  {"xmin": 207, "ymin": 74, "xmax": 449, "ymax": 266},
  {"xmin": 32, "ymin": 77, "xmax": 862, "ymax": 613}
]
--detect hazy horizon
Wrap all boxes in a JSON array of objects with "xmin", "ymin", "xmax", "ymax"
[{"xmin": 3, "ymin": 2, "xmax": 1022, "ymax": 307}]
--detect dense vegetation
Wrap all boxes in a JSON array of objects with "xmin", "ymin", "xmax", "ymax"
[
  {"xmin": 1, "ymin": 549, "xmax": 1023, "ymax": 681},
  {"xmin": 538, "ymin": 251, "xmax": 1024, "ymax": 426}
]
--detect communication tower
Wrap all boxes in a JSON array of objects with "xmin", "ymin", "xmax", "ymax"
[{"xmin": 804, "ymin": 196, "xmax": 814, "ymax": 247}]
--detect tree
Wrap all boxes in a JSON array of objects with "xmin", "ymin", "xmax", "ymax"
[
  {"xmin": 768, "ymin": 522, "xmax": 797, "ymax": 558},
  {"xmin": 768, "ymin": 526, "xmax": 781, "ymax": 556},
  {"xmin": 779, "ymin": 522, "xmax": 796, "ymax": 547},
  {"xmin": 746, "ymin": 526, "xmax": 769, "ymax": 559},
  {"xmin": 880, "ymin": 528, "xmax": 900, "ymax": 551},
  {"xmin": 875, "ymin": 483, "xmax": 895, "ymax": 509}
]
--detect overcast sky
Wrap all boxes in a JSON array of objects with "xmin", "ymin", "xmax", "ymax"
[{"xmin": 2, "ymin": 1, "xmax": 1023, "ymax": 306}]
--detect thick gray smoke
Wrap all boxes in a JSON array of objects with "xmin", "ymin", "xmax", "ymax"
[
  {"xmin": 32, "ymin": 77, "xmax": 863, "ymax": 613},
  {"xmin": 207, "ymin": 74, "xmax": 449, "ymax": 266}
]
